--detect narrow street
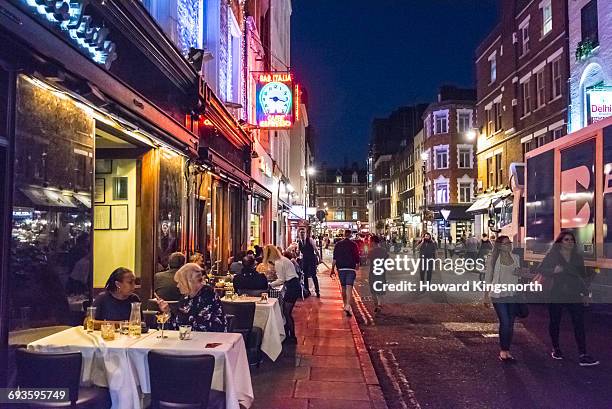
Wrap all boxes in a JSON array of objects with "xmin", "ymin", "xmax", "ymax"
[{"xmin": 348, "ymin": 254, "xmax": 612, "ymax": 409}]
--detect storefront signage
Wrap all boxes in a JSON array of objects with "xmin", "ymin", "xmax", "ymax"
[
  {"xmin": 22, "ymin": 0, "xmax": 117, "ymax": 69},
  {"xmin": 255, "ymin": 72, "xmax": 295, "ymax": 129},
  {"xmin": 587, "ymin": 87, "xmax": 612, "ymax": 125}
]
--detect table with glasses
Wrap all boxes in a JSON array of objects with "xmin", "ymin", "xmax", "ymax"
[
  {"xmin": 222, "ymin": 296, "xmax": 285, "ymax": 361},
  {"xmin": 28, "ymin": 326, "xmax": 254, "ymax": 409}
]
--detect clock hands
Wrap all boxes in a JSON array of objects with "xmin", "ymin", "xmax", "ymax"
[{"xmin": 270, "ymin": 96, "xmax": 288, "ymax": 103}]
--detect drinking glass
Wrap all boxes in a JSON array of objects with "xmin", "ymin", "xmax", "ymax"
[
  {"xmin": 86, "ymin": 307, "xmax": 96, "ymax": 333},
  {"xmin": 120, "ymin": 320, "xmax": 130, "ymax": 335},
  {"xmin": 179, "ymin": 325, "xmax": 192, "ymax": 340},
  {"xmin": 260, "ymin": 292, "xmax": 269, "ymax": 303},
  {"xmin": 101, "ymin": 322, "xmax": 115, "ymax": 341},
  {"xmin": 156, "ymin": 313, "xmax": 170, "ymax": 338}
]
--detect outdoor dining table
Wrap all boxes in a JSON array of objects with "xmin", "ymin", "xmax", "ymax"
[
  {"xmin": 28, "ymin": 326, "xmax": 254, "ymax": 409},
  {"xmin": 222, "ymin": 296, "xmax": 285, "ymax": 360}
]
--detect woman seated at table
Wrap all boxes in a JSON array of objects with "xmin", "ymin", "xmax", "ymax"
[
  {"xmin": 93, "ymin": 267, "xmax": 140, "ymax": 321},
  {"xmin": 157, "ymin": 263, "xmax": 226, "ymax": 332},
  {"xmin": 263, "ymin": 245, "xmax": 300, "ymax": 343},
  {"xmin": 233, "ymin": 255, "xmax": 268, "ymax": 294}
]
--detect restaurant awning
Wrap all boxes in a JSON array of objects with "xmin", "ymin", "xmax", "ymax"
[{"xmin": 466, "ymin": 190, "xmax": 512, "ymax": 214}]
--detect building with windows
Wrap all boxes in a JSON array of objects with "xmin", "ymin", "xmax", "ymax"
[
  {"xmin": 569, "ymin": 0, "xmax": 612, "ymax": 132},
  {"xmin": 422, "ymin": 86, "xmax": 477, "ymax": 242},
  {"xmin": 368, "ymin": 104, "xmax": 427, "ymax": 234},
  {"xmin": 316, "ymin": 166, "xmax": 368, "ymax": 234},
  {"xmin": 473, "ymin": 0, "xmax": 569, "ymax": 236}
]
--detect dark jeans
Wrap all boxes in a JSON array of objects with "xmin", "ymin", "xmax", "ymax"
[
  {"xmin": 419, "ymin": 258, "xmax": 434, "ymax": 282},
  {"xmin": 548, "ymin": 303, "xmax": 586, "ymax": 354},
  {"xmin": 493, "ymin": 300, "xmax": 518, "ymax": 351}
]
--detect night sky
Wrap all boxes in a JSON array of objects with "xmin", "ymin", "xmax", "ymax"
[{"xmin": 291, "ymin": 1, "xmax": 499, "ymax": 166}]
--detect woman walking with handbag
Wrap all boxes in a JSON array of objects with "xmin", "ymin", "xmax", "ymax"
[
  {"xmin": 484, "ymin": 235, "xmax": 523, "ymax": 362},
  {"xmin": 534, "ymin": 231, "xmax": 599, "ymax": 366}
]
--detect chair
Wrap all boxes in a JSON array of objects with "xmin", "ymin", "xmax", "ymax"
[
  {"xmin": 15, "ymin": 349, "xmax": 111, "ymax": 409},
  {"xmin": 220, "ymin": 301, "xmax": 263, "ymax": 366},
  {"xmin": 148, "ymin": 351, "xmax": 224, "ymax": 409}
]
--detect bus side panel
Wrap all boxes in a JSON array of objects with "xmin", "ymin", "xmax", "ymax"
[
  {"xmin": 559, "ymin": 139, "xmax": 596, "ymax": 259},
  {"xmin": 525, "ymin": 150, "xmax": 554, "ymax": 255},
  {"xmin": 603, "ymin": 125, "xmax": 612, "ymax": 259}
]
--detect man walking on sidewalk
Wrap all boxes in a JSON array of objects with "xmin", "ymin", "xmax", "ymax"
[
  {"xmin": 331, "ymin": 229, "xmax": 360, "ymax": 316},
  {"xmin": 299, "ymin": 227, "xmax": 321, "ymax": 297}
]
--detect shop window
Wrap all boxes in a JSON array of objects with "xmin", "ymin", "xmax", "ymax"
[
  {"xmin": 9, "ymin": 75, "xmax": 94, "ymax": 333},
  {"xmin": 157, "ymin": 152, "xmax": 184, "ymax": 271}
]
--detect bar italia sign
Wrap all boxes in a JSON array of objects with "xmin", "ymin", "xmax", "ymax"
[
  {"xmin": 22, "ymin": 0, "xmax": 117, "ymax": 69},
  {"xmin": 255, "ymin": 72, "xmax": 297, "ymax": 129}
]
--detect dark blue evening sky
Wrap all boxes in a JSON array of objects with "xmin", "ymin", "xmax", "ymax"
[{"xmin": 291, "ymin": 1, "xmax": 499, "ymax": 165}]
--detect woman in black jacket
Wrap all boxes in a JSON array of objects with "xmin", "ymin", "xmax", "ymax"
[
  {"xmin": 535, "ymin": 231, "xmax": 599, "ymax": 366},
  {"xmin": 233, "ymin": 255, "xmax": 268, "ymax": 294}
]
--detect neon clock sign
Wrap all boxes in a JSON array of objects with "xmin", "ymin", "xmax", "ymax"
[
  {"xmin": 255, "ymin": 72, "xmax": 296, "ymax": 129},
  {"xmin": 22, "ymin": 0, "xmax": 117, "ymax": 69}
]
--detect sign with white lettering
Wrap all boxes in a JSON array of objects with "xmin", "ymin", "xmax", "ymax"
[{"xmin": 22, "ymin": 0, "xmax": 117, "ymax": 69}]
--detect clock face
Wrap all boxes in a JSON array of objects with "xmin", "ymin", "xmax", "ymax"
[{"xmin": 259, "ymin": 82, "xmax": 292, "ymax": 115}]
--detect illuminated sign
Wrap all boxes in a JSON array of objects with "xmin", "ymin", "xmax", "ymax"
[
  {"xmin": 22, "ymin": 0, "xmax": 117, "ymax": 69},
  {"xmin": 256, "ymin": 72, "xmax": 295, "ymax": 129},
  {"xmin": 587, "ymin": 87, "xmax": 612, "ymax": 125}
]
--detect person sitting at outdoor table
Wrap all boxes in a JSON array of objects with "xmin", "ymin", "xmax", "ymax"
[
  {"xmin": 232, "ymin": 255, "xmax": 268, "ymax": 294},
  {"xmin": 229, "ymin": 251, "xmax": 245, "ymax": 275},
  {"xmin": 93, "ymin": 267, "xmax": 140, "ymax": 321},
  {"xmin": 157, "ymin": 263, "xmax": 226, "ymax": 332},
  {"xmin": 154, "ymin": 252, "xmax": 184, "ymax": 302}
]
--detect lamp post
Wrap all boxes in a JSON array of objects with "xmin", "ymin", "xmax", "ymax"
[{"xmin": 306, "ymin": 166, "xmax": 316, "ymax": 222}]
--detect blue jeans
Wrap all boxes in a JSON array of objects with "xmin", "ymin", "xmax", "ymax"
[{"xmin": 493, "ymin": 299, "xmax": 518, "ymax": 351}]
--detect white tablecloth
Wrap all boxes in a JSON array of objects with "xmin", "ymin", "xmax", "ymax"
[
  {"xmin": 28, "ymin": 326, "xmax": 142, "ymax": 409},
  {"xmin": 28, "ymin": 327, "xmax": 254, "ymax": 409},
  {"xmin": 223, "ymin": 297, "xmax": 285, "ymax": 360},
  {"xmin": 129, "ymin": 331, "xmax": 253, "ymax": 409}
]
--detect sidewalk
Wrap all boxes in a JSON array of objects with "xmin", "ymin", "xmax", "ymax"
[{"xmin": 250, "ymin": 266, "xmax": 388, "ymax": 409}]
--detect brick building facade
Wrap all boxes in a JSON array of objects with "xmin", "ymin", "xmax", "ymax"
[{"xmin": 316, "ymin": 166, "xmax": 368, "ymax": 232}]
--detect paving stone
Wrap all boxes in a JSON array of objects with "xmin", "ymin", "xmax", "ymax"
[
  {"xmin": 299, "ymin": 355, "xmax": 361, "ymax": 369},
  {"xmin": 310, "ymin": 367, "xmax": 365, "ymax": 383},
  {"xmin": 294, "ymin": 380, "xmax": 370, "ymax": 400},
  {"xmin": 312, "ymin": 345, "xmax": 357, "ymax": 356},
  {"xmin": 308, "ymin": 399, "xmax": 373, "ymax": 409}
]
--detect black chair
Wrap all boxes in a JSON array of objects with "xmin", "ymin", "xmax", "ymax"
[
  {"xmin": 220, "ymin": 301, "xmax": 263, "ymax": 366},
  {"xmin": 147, "ymin": 351, "xmax": 224, "ymax": 409},
  {"xmin": 15, "ymin": 349, "xmax": 111, "ymax": 409}
]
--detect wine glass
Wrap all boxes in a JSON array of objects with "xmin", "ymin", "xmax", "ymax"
[{"xmin": 156, "ymin": 312, "xmax": 170, "ymax": 339}]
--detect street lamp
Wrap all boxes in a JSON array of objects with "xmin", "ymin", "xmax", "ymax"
[
  {"xmin": 466, "ymin": 129, "xmax": 477, "ymax": 141},
  {"xmin": 375, "ymin": 184, "xmax": 383, "ymax": 192},
  {"xmin": 307, "ymin": 166, "xmax": 316, "ymax": 175}
]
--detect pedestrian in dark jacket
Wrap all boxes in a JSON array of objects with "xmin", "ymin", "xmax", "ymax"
[
  {"xmin": 534, "ymin": 231, "xmax": 599, "ymax": 366},
  {"xmin": 416, "ymin": 232, "xmax": 437, "ymax": 283},
  {"xmin": 477, "ymin": 233, "xmax": 493, "ymax": 260}
]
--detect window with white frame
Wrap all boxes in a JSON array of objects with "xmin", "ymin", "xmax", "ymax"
[
  {"xmin": 494, "ymin": 101, "xmax": 502, "ymax": 131},
  {"xmin": 336, "ymin": 175, "xmax": 342, "ymax": 183},
  {"xmin": 457, "ymin": 145, "xmax": 473, "ymax": 169},
  {"xmin": 434, "ymin": 145, "xmax": 449, "ymax": 169},
  {"xmin": 522, "ymin": 80, "xmax": 531, "ymax": 117},
  {"xmin": 334, "ymin": 211, "xmax": 344, "ymax": 220},
  {"xmin": 425, "ymin": 115, "xmax": 431, "ymax": 137},
  {"xmin": 336, "ymin": 187, "xmax": 344, "ymax": 194},
  {"xmin": 536, "ymin": 70, "xmax": 545, "ymax": 108},
  {"xmin": 542, "ymin": 0, "xmax": 553, "ymax": 36},
  {"xmin": 434, "ymin": 177, "xmax": 449, "ymax": 204},
  {"xmin": 352, "ymin": 172, "xmax": 358, "ymax": 183},
  {"xmin": 458, "ymin": 181, "xmax": 473, "ymax": 203},
  {"xmin": 520, "ymin": 18, "xmax": 530, "ymax": 56},
  {"xmin": 226, "ymin": 8, "xmax": 242, "ymax": 104},
  {"xmin": 489, "ymin": 52, "xmax": 497, "ymax": 83},
  {"xmin": 457, "ymin": 109, "xmax": 472, "ymax": 134},
  {"xmin": 486, "ymin": 107, "xmax": 493, "ymax": 136},
  {"xmin": 352, "ymin": 211, "xmax": 358, "ymax": 220},
  {"xmin": 434, "ymin": 110, "xmax": 449, "ymax": 134},
  {"xmin": 551, "ymin": 58, "xmax": 561, "ymax": 99}
]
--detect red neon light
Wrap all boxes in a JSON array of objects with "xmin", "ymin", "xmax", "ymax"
[{"xmin": 258, "ymin": 73, "xmax": 292, "ymax": 83}]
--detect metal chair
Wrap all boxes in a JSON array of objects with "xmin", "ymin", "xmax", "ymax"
[
  {"xmin": 15, "ymin": 349, "xmax": 111, "ymax": 408},
  {"xmin": 147, "ymin": 351, "xmax": 224, "ymax": 409}
]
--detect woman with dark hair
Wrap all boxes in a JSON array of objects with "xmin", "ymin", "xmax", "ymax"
[
  {"xmin": 233, "ymin": 255, "xmax": 268, "ymax": 294},
  {"xmin": 92, "ymin": 267, "xmax": 140, "ymax": 321},
  {"xmin": 484, "ymin": 235, "xmax": 521, "ymax": 362},
  {"xmin": 535, "ymin": 231, "xmax": 599, "ymax": 366}
]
